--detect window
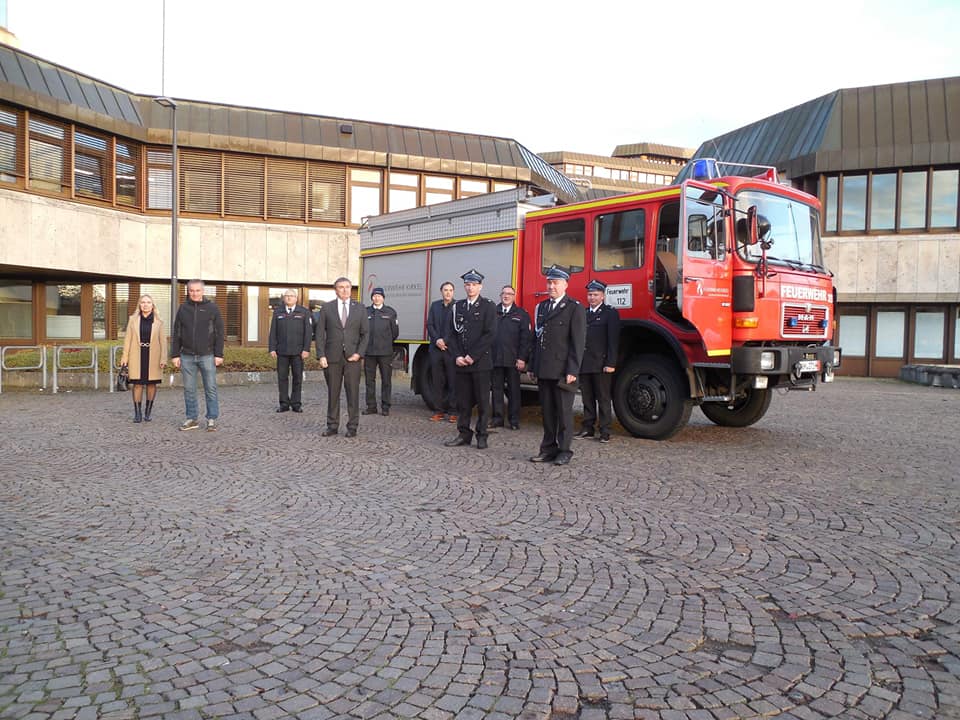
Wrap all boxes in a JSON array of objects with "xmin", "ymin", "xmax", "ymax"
[
  {"xmin": 685, "ymin": 187, "xmax": 726, "ymax": 261},
  {"xmin": 93, "ymin": 284, "xmax": 106, "ymax": 340},
  {"xmin": 0, "ymin": 281, "xmax": 32, "ymax": 339},
  {"xmin": 492, "ymin": 181, "xmax": 516, "ymax": 192},
  {"xmin": 349, "ymin": 168, "xmax": 381, "ymax": 224},
  {"xmin": 225, "ymin": 155, "xmax": 265, "ymax": 217},
  {"xmin": 45, "ymin": 283, "xmax": 81, "ymax": 339},
  {"xmin": 426, "ymin": 175, "xmax": 454, "ymax": 205},
  {"xmin": 542, "ymin": 219, "xmax": 584, "ymax": 273},
  {"xmin": 74, "ymin": 129, "xmax": 111, "ymax": 200},
  {"xmin": 115, "ymin": 141, "xmax": 139, "ymax": 207},
  {"xmin": 246, "ymin": 286, "xmax": 260, "ymax": 343},
  {"xmin": 595, "ymin": 208, "xmax": 645, "ymax": 270},
  {"xmin": 0, "ymin": 107, "xmax": 19, "ymax": 183},
  {"xmin": 955, "ymin": 309, "xmax": 960, "ymax": 361},
  {"xmin": 931, "ymin": 170, "xmax": 958, "ymax": 228},
  {"xmin": 459, "ymin": 178, "xmax": 488, "ymax": 198},
  {"xmin": 736, "ymin": 190, "xmax": 821, "ymax": 267},
  {"xmin": 824, "ymin": 176, "xmax": 839, "ymax": 232},
  {"xmin": 840, "ymin": 175, "xmax": 866, "ymax": 231},
  {"xmin": 839, "ymin": 314, "xmax": 867, "ymax": 357},
  {"xmin": 388, "ymin": 171, "xmax": 418, "ymax": 212},
  {"xmin": 914, "ymin": 310, "xmax": 944, "ymax": 359},
  {"xmin": 869, "ymin": 173, "xmax": 896, "ymax": 230},
  {"xmin": 900, "ymin": 171, "xmax": 927, "ymax": 229},
  {"xmin": 309, "ymin": 162, "xmax": 345, "ymax": 222},
  {"xmin": 267, "ymin": 158, "xmax": 305, "ymax": 220},
  {"xmin": 181, "ymin": 150, "xmax": 222, "ymax": 214},
  {"xmin": 875, "ymin": 310, "xmax": 905, "ymax": 358},
  {"xmin": 147, "ymin": 149, "xmax": 172, "ymax": 209},
  {"xmin": 29, "ymin": 117, "xmax": 68, "ymax": 193}
]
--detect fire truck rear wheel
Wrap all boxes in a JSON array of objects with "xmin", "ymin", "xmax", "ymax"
[
  {"xmin": 415, "ymin": 353, "xmax": 441, "ymax": 411},
  {"xmin": 613, "ymin": 355, "xmax": 692, "ymax": 440},
  {"xmin": 700, "ymin": 387, "xmax": 772, "ymax": 427}
]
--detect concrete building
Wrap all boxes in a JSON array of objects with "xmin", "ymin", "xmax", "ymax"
[
  {"xmin": 691, "ymin": 77, "xmax": 960, "ymax": 376},
  {"xmin": 539, "ymin": 142, "xmax": 692, "ymax": 195}
]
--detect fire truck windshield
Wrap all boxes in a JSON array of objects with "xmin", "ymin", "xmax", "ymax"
[{"xmin": 735, "ymin": 191, "xmax": 825, "ymax": 271}]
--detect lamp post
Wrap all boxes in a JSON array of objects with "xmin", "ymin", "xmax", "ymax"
[{"xmin": 154, "ymin": 96, "xmax": 178, "ymax": 323}]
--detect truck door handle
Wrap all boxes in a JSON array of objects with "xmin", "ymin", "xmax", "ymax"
[{"xmin": 684, "ymin": 276, "xmax": 703, "ymax": 283}]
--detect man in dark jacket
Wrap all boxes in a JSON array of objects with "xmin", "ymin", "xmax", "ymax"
[
  {"xmin": 427, "ymin": 281, "xmax": 457, "ymax": 423},
  {"xmin": 363, "ymin": 287, "xmax": 399, "ymax": 416},
  {"xmin": 315, "ymin": 277, "xmax": 369, "ymax": 437},
  {"xmin": 576, "ymin": 280, "xmax": 621, "ymax": 443},
  {"xmin": 529, "ymin": 266, "xmax": 586, "ymax": 465},
  {"xmin": 444, "ymin": 269, "xmax": 496, "ymax": 449},
  {"xmin": 268, "ymin": 289, "xmax": 312, "ymax": 413},
  {"xmin": 490, "ymin": 285, "xmax": 531, "ymax": 431},
  {"xmin": 170, "ymin": 279, "xmax": 225, "ymax": 432}
]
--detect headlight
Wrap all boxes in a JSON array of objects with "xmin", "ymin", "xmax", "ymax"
[{"xmin": 760, "ymin": 351, "xmax": 776, "ymax": 371}]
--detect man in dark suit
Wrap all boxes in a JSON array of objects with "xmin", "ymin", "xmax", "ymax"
[
  {"xmin": 576, "ymin": 279, "xmax": 621, "ymax": 443},
  {"xmin": 314, "ymin": 277, "xmax": 369, "ymax": 437},
  {"xmin": 426, "ymin": 281, "xmax": 457, "ymax": 423},
  {"xmin": 444, "ymin": 269, "xmax": 496, "ymax": 450},
  {"xmin": 490, "ymin": 285, "xmax": 531, "ymax": 431},
  {"xmin": 268, "ymin": 289, "xmax": 313, "ymax": 413},
  {"xmin": 529, "ymin": 266, "xmax": 586, "ymax": 466},
  {"xmin": 363, "ymin": 287, "xmax": 399, "ymax": 416}
]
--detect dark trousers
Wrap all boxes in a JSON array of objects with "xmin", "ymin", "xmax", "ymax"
[
  {"xmin": 538, "ymin": 379, "xmax": 575, "ymax": 457},
  {"xmin": 455, "ymin": 370, "xmax": 491, "ymax": 441},
  {"xmin": 364, "ymin": 355, "xmax": 393, "ymax": 410},
  {"xmin": 430, "ymin": 350, "xmax": 457, "ymax": 413},
  {"xmin": 580, "ymin": 372, "xmax": 613, "ymax": 435},
  {"xmin": 324, "ymin": 359, "xmax": 362, "ymax": 432},
  {"xmin": 491, "ymin": 365, "xmax": 521, "ymax": 426},
  {"xmin": 276, "ymin": 354, "xmax": 304, "ymax": 409}
]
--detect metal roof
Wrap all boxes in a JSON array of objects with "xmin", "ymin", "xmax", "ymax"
[
  {"xmin": 0, "ymin": 42, "xmax": 578, "ymax": 202},
  {"xmin": 611, "ymin": 142, "xmax": 693, "ymax": 160},
  {"xmin": 690, "ymin": 76, "xmax": 960, "ymax": 178}
]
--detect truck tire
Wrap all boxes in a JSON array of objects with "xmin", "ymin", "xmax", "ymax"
[
  {"xmin": 613, "ymin": 355, "xmax": 691, "ymax": 440},
  {"xmin": 414, "ymin": 350, "xmax": 440, "ymax": 410},
  {"xmin": 701, "ymin": 387, "xmax": 772, "ymax": 427}
]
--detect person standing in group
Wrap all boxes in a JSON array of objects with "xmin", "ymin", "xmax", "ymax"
[
  {"xmin": 120, "ymin": 294, "xmax": 168, "ymax": 423},
  {"xmin": 489, "ymin": 285, "xmax": 531, "ymax": 431},
  {"xmin": 170, "ymin": 280, "xmax": 224, "ymax": 431},
  {"xmin": 268, "ymin": 289, "xmax": 312, "ymax": 413},
  {"xmin": 576, "ymin": 279, "xmax": 620, "ymax": 443},
  {"xmin": 315, "ymin": 277, "xmax": 368, "ymax": 437},
  {"xmin": 529, "ymin": 266, "xmax": 586, "ymax": 466},
  {"xmin": 444, "ymin": 269, "xmax": 496, "ymax": 450},
  {"xmin": 363, "ymin": 287, "xmax": 399, "ymax": 416},
  {"xmin": 427, "ymin": 281, "xmax": 457, "ymax": 424}
]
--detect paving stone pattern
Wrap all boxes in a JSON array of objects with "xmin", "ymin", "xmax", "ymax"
[{"xmin": 1, "ymin": 378, "xmax": 958, "ymax": 719}]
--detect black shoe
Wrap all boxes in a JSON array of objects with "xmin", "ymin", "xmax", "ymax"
[
  {"xmin": 362, "ymin": 407, "xmax": 378, "ymax": 415},
  {"xmin": 133, "ymin": 401, "xmax": 142, "ymax": 424},
  {"xmin": 321, "ymin": 429, "xmax": 338, "ymax": 437},
  {"xmin": 509, "ymin": 423, "xmax": 519, "ymax": 430},
  {"xmin": 292, "ymin": 407, "xmax": 303, "ymax": 413},
  {"xmin": 476, "ymin": 436, "xmax": 488, "ymax": 450},
  {"xmin": 445, "ymin": 436, "xmax": 471, "ymax": 447},
  {"xmin": 488, "ymin": 420, "xmax": 504, "ymax": 428},
  {"xmin": 381, "ymin": 408, "xmax": 390, "ymax": 416},
  {"xmin": 143, "ymin": 400, "xmax": 154, "ymax": 422},
  {"xmin": 554, "ymin": 453, "xmax": 572, "ymax": 466},
  {"xmin": 599, "ymin": 434, "xmax": 610, "ymax": 444},
  {"xmin": 277, "ymin": 406, "xmax": 290, "ymax": 413},
  {"xmin": 574, "ymin": 429, "xmax": 594, "ymax": 439},
  {"xmin": 345, "ymin": 429, "xmax": 357, "ymax": 437},
  {"xmin": 529, "ymin": 453, "xmax": 557, "ymax": 463}
]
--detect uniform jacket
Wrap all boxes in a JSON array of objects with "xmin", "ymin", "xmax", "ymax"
[
  {"xmin": 171, "ymin": 298, "xmax": 224, "ymax": 358},
  {"xmin": 450, "ymin": 296, "xmax": 496, "ymax": 372},
  {"xmin": 121, "ymin": 313, "xmax": 167, "ymax": 381},
  {"xmin": 315, "ymin": 298, "xmax": 369, "ymax": 363},
  {"xmin": 531, "ymin": 295, "xmax": 587, "ymax": 380},
  {"xmin": 492, "ymin": 304, "xmax": 532, "ymax": 367},
  {"xmin": 365, "ymin": 304, "xmax": 400, "ymax": 356},
  {"xmin": 426, "ymin": 299, "xmax": 454, "ymax": 355},
  {"xmin": 580, "ymin": 303, "xmax": 621, "ymax": 373},
  {"xmin": 268, "ymin": 304, "xmax": 312, "ymax": 355}
]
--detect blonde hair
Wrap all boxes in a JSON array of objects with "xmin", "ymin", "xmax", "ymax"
[{"xmin": 136, "ymin": 294, "xmax": 161, "ymax": 321}]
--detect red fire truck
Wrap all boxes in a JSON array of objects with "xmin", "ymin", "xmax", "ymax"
[{"xmin": 359, "ymin": 159, "xmax": 841, "ymax": 440}]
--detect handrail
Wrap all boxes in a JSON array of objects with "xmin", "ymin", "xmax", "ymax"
[
  {"xmin": 0, "ymin": 345, "xmax": 48, "ymax": 394},
  {"xmin": 52, "ymin": 345, "xmax": 98, "ymax": 394},
  {"xmin": 109, "ymin": 344, "xmax": 124, "ymax": 393}
]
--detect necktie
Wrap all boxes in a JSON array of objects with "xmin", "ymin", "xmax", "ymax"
[
  {"xmin": 287, "ymin": 307, "xmax": 292, "ymax": 314},
  {"xmin": 340, "ymin": 302, "xmax": 348, "ymax": 327},
  {"xmin": 550, "ymin": 301, "xmax": 557, "ymax": 313}
]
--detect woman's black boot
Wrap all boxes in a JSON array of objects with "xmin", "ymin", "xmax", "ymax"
[
  {"xmin": 143, "ymin": 400, "xmax": 154, "ymax": 422},
  {"xmin": 133, "ymin": 400, "xmax": 143, "ymax": 423}
]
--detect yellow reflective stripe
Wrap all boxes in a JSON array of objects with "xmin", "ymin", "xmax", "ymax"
[
  {"xmin": 361, "ymin": 231, "xmax": 517, "ymax": 256},
  {"xmin": 706, "ymin": 348, "xmax": 731, "ymax": 357}
]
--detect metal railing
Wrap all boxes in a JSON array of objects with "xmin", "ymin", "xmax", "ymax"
[
  {"xmin": 0, "ymin": 345, "xmax": 48, "ymax": 394},
  {"xmin": 109, "ymin": 344, "xmax": 124, "ymax": 393},
  {"xmin": 52, "ymin": 345, "xmax": 98, "ymax": 394}
]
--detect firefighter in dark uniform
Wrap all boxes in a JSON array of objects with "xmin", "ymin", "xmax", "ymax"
[
  {"xmin": 490, "ymin": 285, "xmax": 532, "ymax": 430},
  {"xmin": 363, "ymin": 287, "xmax": 399, "ymax": 416},
  {"xmin": 444, "ymin": 269, "xmax": 496, "ymax": 449},
  {"xmin": 529, "ymin": 266, "xmax": 586, "ymax": 465},
  {"xmin": 268, "ymin": 289, "xmax": 313, "ymax": 413},
  {"xmin": 576, "ymin": 279, "xmax": 621, "ymax": 443}
]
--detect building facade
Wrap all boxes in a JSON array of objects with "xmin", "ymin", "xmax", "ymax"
[
  {"xmin": 539, "ymin": 142, "xmax": 692, "ymax": 195},
  {"xmin": 0, "ymin": 43, "xmax": 576, "ymax": 347},
  {"xmin": 690, "ymin": 78, "xmax": 960, "ymax": 376}
]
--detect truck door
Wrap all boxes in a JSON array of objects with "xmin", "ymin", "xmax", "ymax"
[{"xmin": 678, "ymin": 181, "xmax": 732, "ymax": 356}]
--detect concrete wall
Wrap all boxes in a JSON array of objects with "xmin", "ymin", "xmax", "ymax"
[
  {"xmin": 822, "ymin": 232, "xmax": 960, "ymax": 303},
  {"xmin": 0, "ymin": 188, "xmax": 360, "ymax": 284}
]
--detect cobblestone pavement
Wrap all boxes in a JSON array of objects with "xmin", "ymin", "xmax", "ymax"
[{"xmin": 1, "ymin": 378, "xmax": 958, "ymax": 720}]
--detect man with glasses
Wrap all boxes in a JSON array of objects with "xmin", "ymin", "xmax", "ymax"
[{"xmin": 170, "ymin": 279, "xmax": 224, "ymax": 431}]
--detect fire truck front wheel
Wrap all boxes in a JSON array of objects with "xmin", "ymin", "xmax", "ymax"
[
  {"xmin": 700, "ymin": 387, "xmax": 773, "ymax": 427},
  {"xmin": 613, "ymin": 355, "xmax": 692, "ymax": 440}
]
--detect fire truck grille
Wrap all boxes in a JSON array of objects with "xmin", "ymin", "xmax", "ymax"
[{"xmin": 781, "ymin": 304, "xmax": 829, "ymax": 338}]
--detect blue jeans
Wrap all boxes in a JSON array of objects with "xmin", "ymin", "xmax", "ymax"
[{"xmin": 179, "ymin": 354, "xmax": 219, "ymax": 420}]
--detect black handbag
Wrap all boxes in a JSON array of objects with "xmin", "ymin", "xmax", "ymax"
[{"xmin": 117, "ymin": 365, "xmax": 129, "ymax": 392}]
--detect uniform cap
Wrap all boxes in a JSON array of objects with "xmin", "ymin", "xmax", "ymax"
[
  {"xmin": 460, "ymin": 269, "xmax": 484, "ymax": 283},
  {"xmin": 586, "ymin": 279, "xmax": 607, "ymax": 292},
  {"xmin": 545, "ymin": 265, "xmax": 570, "ymax": 281},
  {"xmin": 371, "ymin": 287, "xmax": 385, "ymax": 298}
]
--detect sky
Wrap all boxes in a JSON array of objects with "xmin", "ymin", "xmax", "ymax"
[{"xmin": 6, "ymin": 0, "xmax": 960, "ymax": 157}]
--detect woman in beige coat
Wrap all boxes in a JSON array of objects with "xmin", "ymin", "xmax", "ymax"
[{"xmin": 121, "ymin": 295, "xmax": 168, "ymax": 422}]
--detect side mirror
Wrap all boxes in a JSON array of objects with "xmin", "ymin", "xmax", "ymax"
[{"xmin": 747, "ymin": 205, "xmax": 759, "ymax": 246}]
